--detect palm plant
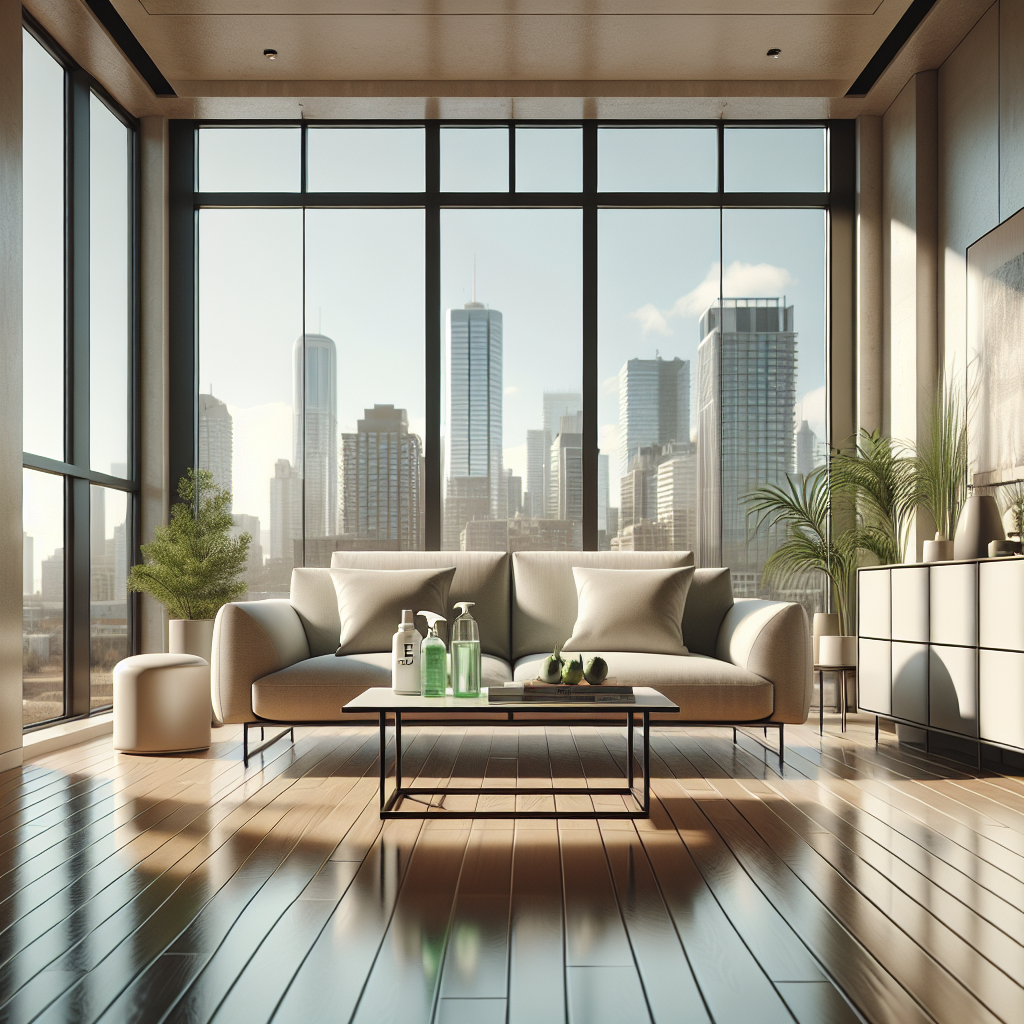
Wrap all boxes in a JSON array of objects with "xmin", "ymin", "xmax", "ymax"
[
  {"xmin": 912, "ymin": 381, "xmax": 968, "ymax": 542},
  {"xmin": 744, "ymin": 467, "xmax": 860, "ymax": 636},
  {"xmin": 999, "ymin": 482, "xmax": 1024, "ymax": 540},
  {"xmin": 830, "ymin": 429, "xmax": 917, "ymax": 565},
  {"xmin": 128, "ymin": 468, "xmax": 251, "ymax": 620}
]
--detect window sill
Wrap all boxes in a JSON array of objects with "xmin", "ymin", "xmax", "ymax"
[{"xmin": 24, "ymin": 712, "xmax": 113, "ymax": 760}]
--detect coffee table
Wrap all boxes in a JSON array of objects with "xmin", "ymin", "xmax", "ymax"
[{"xmin": 342, "ymin": 687, "xmax": 678, "ymax": 820}]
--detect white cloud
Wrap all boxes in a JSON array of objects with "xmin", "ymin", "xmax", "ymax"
[
  {"xmin": 796, "ymin": 386, "xmax": 826, "ymax": 442},
  {"xmin": 629, "ymin": 302, "xmax": 672, "ymax": 337},
  {"xmin": 669, "ymin": 261, "xmax": 797, "ymax": 319},
  {"xmin": 504, "ymin": 386, "xmax": 519, "ymax": 395}
]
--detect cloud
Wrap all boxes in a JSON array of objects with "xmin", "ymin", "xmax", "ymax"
[
  {"xmin": 504, "ymin": 386, "xmax": 519, "ymax": 395},
  {"xmin": 796, "ymin": 386, "xmax": 826, "ymax": 441},
  {"xmin": 601, "ymin": 375, "xmax": 619, "ymax": 396},
  {"xmin": 629, "ymin": 302, "xmax": 672, "ymax": 337},
  {"xmin": 669, "ymin": 261, "xmax": 797, "ymax": 319}
]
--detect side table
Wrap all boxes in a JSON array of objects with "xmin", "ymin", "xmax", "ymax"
[{"xmin": 814, "ymin": 663, "xmax": 856, "ymax": 735}]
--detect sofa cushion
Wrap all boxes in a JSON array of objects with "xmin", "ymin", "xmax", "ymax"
[
  {"xmin": 326, "ymin": 551, "xmax": 511, "ymax": 661},
  {"xmin": 252, "ymin": 652, "xmax": 514, "ymax": 721},
  {"xmin": 330, "ymin": 566, "xmax": 455, "ymax": 655},
  {"xmin": 563, "ymin": 566, "xmax": 693, "ymax": 656},
  {"xmin": 511, "ymin": 551, "xmax": 695, "ymax": 663},
  {"xmin": 513, "ymin": 651, "xmax": 773, "ymax": 721},
  {"xmin": 683, "ymin": 568, "xmax": 735, "ymax": 657}
]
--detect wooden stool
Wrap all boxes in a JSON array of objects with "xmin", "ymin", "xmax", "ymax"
[{"xmin": 113, "ymin": 653, "xmax": 212, "ymax": 753}]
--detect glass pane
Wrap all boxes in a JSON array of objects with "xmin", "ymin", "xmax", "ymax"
[
  {"xmin": 90, "ymin": 486, "xmax": 128, "ymax": 711},
  {"xmin": 440, "ymin": 128, "xmax": 509, "ymax": 192},
  {"xmin": 441, "ymin": 209, "xmax": 583, "ymax": 551},
  {"xmin": 198, "ymin": 127, "xmax": 301, "ymax": 193},
  {"xmin": 198, "ymin": 209, "xmax": 304, "ymax": 597},
  {"xmin": 90, "ymin": 94, "xmax": 131, "ymax": 477},
  {"xmin": 22, "ymin": 31, "xmax": 65, "ymax": 461},
  {"xmin": 718, "ymin": 208, "xmax": 826, "ymax": 614},
  {"xmin": 306, "ymin": 210, "xmax": 426, "ymax": 562},
  {"xmin": 598, "ymin": 210, "xmax": 720, "ymax": 553},
  {"xmin": 515, "ymin": 128, "xmax": 582, "ymax": 192},
  {"xmin": 23, "ymin": 470, "xmax": 65, "ymax": 725},
  {"xmin": 307, "ymin": 128, "xmax": 425, "ymax": 192},
  {"xmin": 598, "ymin": 128, "xmax": 717, "ymax": 193},
  {"xmin": 724, "ymin": 128, "xmax": 826, "ymax": 192}
]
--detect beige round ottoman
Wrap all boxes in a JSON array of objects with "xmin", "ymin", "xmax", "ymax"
[{"xmin": 113, "ymin": 653, "xmax": 212, "ymax": 753}]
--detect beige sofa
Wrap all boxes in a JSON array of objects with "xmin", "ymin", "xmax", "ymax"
[{"xmin": 211, "ymin": 550, "xmax": 811, "ymax": 763}]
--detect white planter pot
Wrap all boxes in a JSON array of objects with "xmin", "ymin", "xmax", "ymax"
[
  {"xmin": 168, "ymin": 619, "xmax": 219, "ymax": 727},
  {"xmin": 819, "ymin": 635, "xmax": 857, "ymax": 668},
  {"xmin": 812, "ymin": 612, "xmax": 840, "ymax": 665},
  {"xmin": 923, "ymin": 539, "xmax": 955, "ymax": 563}
]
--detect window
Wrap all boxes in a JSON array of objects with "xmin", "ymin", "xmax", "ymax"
[
  {"xmin": 181, "ymin": 121, "xmax": 839, "ymax": 612},
  {"xmin": 21, "ymin": 22, "xmax": 138, "ymax": 728}
]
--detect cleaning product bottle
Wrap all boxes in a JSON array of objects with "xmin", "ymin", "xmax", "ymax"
[
  {"xmin": 451, "ymin": 601, "xmax": 482, "ymax": 698},
  {"xmin": 418, "ymin": 611, "xmax": 447, "ymax": 697},
  {"xmin": 391, "ymin": 609, "xmax": 422, "ymax": 695}
]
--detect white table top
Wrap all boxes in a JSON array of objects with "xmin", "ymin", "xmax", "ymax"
[{"xmin": 342, "ymin": 686, "xmax": 678, "ymax": 714}]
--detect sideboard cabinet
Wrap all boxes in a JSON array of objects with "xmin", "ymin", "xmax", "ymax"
[{"xmin": 858, "ymin": 559, "xmax": 1024, "ymax": 758}]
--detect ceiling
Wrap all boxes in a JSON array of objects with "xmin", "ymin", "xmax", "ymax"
[{"xmin": 24, "ymin": 0, "xmax": 998, "ymax": 119}]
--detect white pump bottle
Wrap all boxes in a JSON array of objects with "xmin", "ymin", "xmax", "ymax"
[{"xmin": 391, "ymin": 609, "xmax": 422, "ymax": 695}]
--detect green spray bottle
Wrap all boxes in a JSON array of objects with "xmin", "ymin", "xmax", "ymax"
[{"xmin": 419, "ymin": 611, "xmax": 447, "ymax": 697}]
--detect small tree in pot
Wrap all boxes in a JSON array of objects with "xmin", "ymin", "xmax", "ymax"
[{"xmin": 128, "ymin": 468, "xmax": 250, "ymax": 662}]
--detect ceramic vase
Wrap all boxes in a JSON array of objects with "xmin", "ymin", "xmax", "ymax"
[
  {"xmin": 812, "ymin": 612, "xmax": 839, "ymax": 665},
  {"xmin": 954, "ymin": 494, "xmax": 1005, "ymax": 560},
  {"xmin": 819, "ymin": 635, "xmax": 857, "ymax": 667},
  {"xmin": 168, "ymin": 618, "xmax": 219, "ymax": 726},
  {"xmin": 923, "ymin": 536, "xmax": 955, "ymax": 562}
]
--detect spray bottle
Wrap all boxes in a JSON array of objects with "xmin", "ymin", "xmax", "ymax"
[
  {"xmin": 419, "ymin": 611, "xmax": 447, "ymax": 697},
  {"xmin": 391, "ymin": 609, "xmax": 422, "ymax": 695}
]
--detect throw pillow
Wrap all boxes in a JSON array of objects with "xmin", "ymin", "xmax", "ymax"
[
  {"xmin": 562, "ymin": 565, "xmax": 694, "ymax": 656},
  {"xmin": 330, "ymin": 567, "xmax": 456, "ymax": 656}
]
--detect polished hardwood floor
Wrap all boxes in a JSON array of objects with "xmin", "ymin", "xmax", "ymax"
[{"xmin": 1, "ymin": 713, "xmax": 1023, "ymax": 1024}]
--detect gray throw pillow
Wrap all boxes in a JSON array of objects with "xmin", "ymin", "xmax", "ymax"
[
  {"xmin": 330, "ymin": 567, "xmax": 456, "ymax": 656},
  {"xmin": 562, "ymin": 565, "xmax": 694, "ymax": 656}
]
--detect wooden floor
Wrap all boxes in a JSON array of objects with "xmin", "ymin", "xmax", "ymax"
[{"xmin": 1, "ymin": 717, "xmax": 1023, "ymax": 1024}]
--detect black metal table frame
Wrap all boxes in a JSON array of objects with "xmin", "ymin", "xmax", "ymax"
[{"xmin": 376, "ymin": 709, "xmax": 651, "ymax": 820}]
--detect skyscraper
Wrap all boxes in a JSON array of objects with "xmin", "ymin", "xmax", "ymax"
[
  {"xmin": 597, "ymin": 452, "xmax": 609, "ymax": 537},
  {"xmin": 198, "ymin": 392, "xmax": 233, "ymax": 502},
  {"xmin": 618, "ymin": 357, "xmax": 690, "ymax": 477},
  {"xmin": 270, "ymin": 458, "xmax": 302, "ymax": 563},
  {"xmin": 293, "ymin": 333, "xmax": 338, "ymax": 539},
  {"xmin": 795, "ymin": 419, "xmax": 817, "ymax": 476},
  {"xmin": 542, "ymin": 391, "xmax": 581, "ymax": 519},
  {"xmin": 340, "ymin": 404, "xmax": 423, "ymax": 550},
  {"xmin": 444, "ymin": 301, "xmax": 503, "ymax": 549},
  {"xmin": 548, "ymin": 413, "xmax": 583, "ymax": 522},
  {"xmin": 697, "ymin": 297, "xmax": 797, "ymax": 590},
  {"xmin": 657, "ymin": 449, "xmax": 698, "ymax": 552},
  {"xmin": 524, "ymin": 429, "xmax": 547, "ymax": 518},
  {"xmin": 23, "ymin": 533, "xmax": 33, "ymax": 596}
]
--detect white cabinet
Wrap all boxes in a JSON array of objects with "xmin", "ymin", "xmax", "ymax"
[
  {"xmin": 979, "ymin": 559, "xmax": 1024, "ymax": 651},
  {"xmin": 979, "ymin": 649, "xmax": 1024, "ymax": 750},
  {"xmin": 892, "ymin": 642, "xmax": 928, "ymax": 725},
  {"xmin": 891, "ymin": 567, "xmax": 929, "ymax": 643},
  {"xmin": 859, "ymin": 569, "xmax": 890, "ymax": 640},
  {"xmin": 930, "ymin": 563, "xmax": 977, "ymax": 648},
  {"xmin": 858, "ymin": 639, "xmax": 891, "ymax": 715},
  {"xmin": 929, "ymin": 644, "xmax": 978, "ymax": 737}
]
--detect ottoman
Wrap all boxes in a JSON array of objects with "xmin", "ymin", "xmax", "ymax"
[{"xmin": 113, "ymin": 653, "xmax": 212, "ymax": 753}]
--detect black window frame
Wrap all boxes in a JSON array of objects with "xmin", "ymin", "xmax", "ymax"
[
  {"xmin": 22, "ymin": 14, "xmax": 141, "ymax": 730},
  {"xmin": 170, "ymin": 118, "xmax": 854, "ymax": 556}
]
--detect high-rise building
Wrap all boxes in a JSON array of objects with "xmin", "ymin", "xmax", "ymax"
[
  {"xmin": 524, "ymin": 429, "xmax": 547, "ymax": 518},
  {"xmin": 198, "ymin": 392, "xmax": 233, "ymax": 501},
  {"xmin": 505, "ymin": 469, "xmax": 522, "ymax": 518},
  {"xmin": 444, "ymin": 301, "xmax": 503, "ymax": 549},
  {"xmin": 232, "ymin": 513, "xmax": 264, "ymax": 578},
  {"xmin": 548, "ymin": 413, "xmax": 582, "ymax": 521},
  {"xmin": 618, "ymin": 357, "xmax": 690, "ymax": 477},
  {"xmin": 697, "ymin": 297, "xmax": 797, "ymax": 582},
  {"xmin": 597, "ymin": 452, "xmax": 610, "ymax": 536},
  {"xmin": 340, "ymin": 404, "xmax": 423, "ymax": 550},
  {"xmin": 41, "ymin": 548, "xmax": 63, "ymax": 603},
  {"xmin": 542, "ymin": 392, "xmax": 581, "ymax": 519},
  {"xmin": 657, "ymin": 448, "xmax": 698, "ymax": 552},
  {"xmin": 619, "ymin": 446, "xmax": 658, "ymax": 530},
  {"xmin": 293, "ymin": 333, "xmax": 338, "ymax": 539},
  {"xmin": 23, "ymin": 533, "xmax": 33, "ymax": 596},
  {"xmin": 270, "ymin": 458, "xmax": 303, "ymax": 563},
  {"xmin": 795, "ymin": 419, "xmax": 817, "ymax": 476}
]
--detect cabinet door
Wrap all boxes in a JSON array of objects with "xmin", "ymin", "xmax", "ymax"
[
  {"xmin": 859, "ymin": 569, "xmax": 890, "ymax": 640},
  {"xmin": 858, "ymin": 639, "xmax": 891, "ymax": 715},
  {"xmin": 892, "ymin": 642, "xmax": 928, "ymax": 724},
  {"xmin": 979, "ymin": 649, "xmax": 1024, "ymax": 751},
  {"xmin": 930, "ymin": 563, "xmax": 977, "ymax": 648},
  {"xmin": 891, "ymin": 567, "xmax": 929, "ymax": 643},
  {"xmin": 980, "ymin": 559, "xmax": 1024, "ymax": 651},
  {"xmin": 929, "ymin": 645, "xmax": 978, "ymax": 737}
]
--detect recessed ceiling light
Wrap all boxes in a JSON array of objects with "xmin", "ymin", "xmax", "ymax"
[
  {"xmin": 767, "ymin": 48, "xmax": 782, "ymax": 58},
  {"xmin": 264, "ymin": 49, "xmax": 278, "ymax": 60}
]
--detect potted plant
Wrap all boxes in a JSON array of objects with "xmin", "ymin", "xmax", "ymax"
[
  {"xmin": 744, "ymin": 467, "xmax": 860, "ymax": 666},
  {"xmin": 128, "ymin": 468, "xmax": 251, "ymax": 664}
]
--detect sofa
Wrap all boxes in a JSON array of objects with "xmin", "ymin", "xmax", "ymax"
[{"xmin": 211, "ymin": 550, "xmax": 812, "ymax": 761}]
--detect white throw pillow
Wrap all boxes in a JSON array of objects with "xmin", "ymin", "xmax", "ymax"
[
  {"xmin": 562, "ymin": 565, "xmax": 693, "ymax": 656},
  {"xmin": 330, "ymin": 567, "xmax": 456, "ymax": 655}
]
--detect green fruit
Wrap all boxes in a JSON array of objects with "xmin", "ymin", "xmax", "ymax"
[
  {"xmin": 539, "ymin": 648, "xmax": 563, "ymax": 684},
  {"xmin": 561, "ymin": 654, "xmax": 585, "ymax": 685},
  {"xmin": 584, "ymin": 656, "xmax": 608, "ymax": 685}
]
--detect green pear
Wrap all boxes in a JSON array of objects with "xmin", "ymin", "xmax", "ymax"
[
  {"xmin": 539, "ymin": 647, "xmax": 563, "ymax": 684},
  {"xmin": 584, "ymin": 656, "xmax": 609, "ymax": 685},
  {"xmin": 561, "ymin": 654, "xmax": 585, "ymax": 685}
]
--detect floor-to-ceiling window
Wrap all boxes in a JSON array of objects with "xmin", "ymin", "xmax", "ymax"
[
  {"xmin": 184, "ymin": 120, "xmax": 834, "ymax": 614},
  {"xmin": 21, "ymin": 21, "xmax": 138, "ymax": 727}
]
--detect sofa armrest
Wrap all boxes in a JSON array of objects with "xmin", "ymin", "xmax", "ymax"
[
  {"xmin": 715, "ymin": 599, "xmax": 811, "ymax": 724},
  {"xmin": 211, "ymin": 601, "xmax": 311, "ymax": 724}
]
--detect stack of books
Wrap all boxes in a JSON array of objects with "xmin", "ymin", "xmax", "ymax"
[{"xmin": 487, "ymin": 682, "xmax": 634, "ymax": 704}]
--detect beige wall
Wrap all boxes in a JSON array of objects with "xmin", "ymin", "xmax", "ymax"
[{"xmin": 0, "ymin": 0, "xmax": 23, "ymax": 768}]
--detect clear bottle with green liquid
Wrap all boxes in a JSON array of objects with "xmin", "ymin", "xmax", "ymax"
[
  {"xmin": 451, "ymin": 602, "xmax": 481, "ymax": 698},
  {"xmin": 419, "ymin": 611, "xmax": 447, "ymax": 697}
]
